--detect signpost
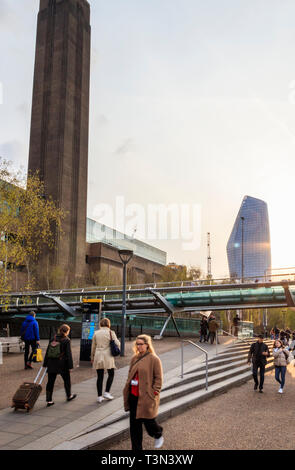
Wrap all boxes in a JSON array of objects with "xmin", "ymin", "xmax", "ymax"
[{"xmin": 79, "ymin": 299, "xmax": 102, "ymax": 366}]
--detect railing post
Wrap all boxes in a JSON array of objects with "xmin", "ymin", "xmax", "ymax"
[
  {"xmin": 181, "ymin": 342, "xmax": 184, "ymax": 378},
  {"xmin": 206, "ymin": 353, "xmax": 208, "ymax": 390}
]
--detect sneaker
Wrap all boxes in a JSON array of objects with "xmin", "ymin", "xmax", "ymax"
[
  {"xmin": 259, "ymin": 389, "xmax": 263, "ymax": 393},
  {"xmin": 278, "ymin": 388, "xmax": 283, "ymax": 394},
  {"xmin": 103, "ymin": 392, "xmax": 114, "ymax": 400},
  {"xmin": 254, "ymin": 384, "xmax": 258, "ymax": 391},
  {"xmin": 47, "ymin": 402, "xmax": 55, "ymax": 407},
  {"xmin": 97, "ymin": 396, "xmax": 104, "ymax": 403},
  {"xmin": 26, "ymin": 362, "xmax": 33, "ymax": 369},
  {"xmin": 155, "ymin": 436, "xmax": 164, "ymax": 449}
]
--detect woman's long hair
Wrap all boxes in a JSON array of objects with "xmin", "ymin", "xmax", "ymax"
[
  {"xmin": 273, "ymin": 339, "xmax": 283, "ymax": 349},
  {"xmin": 58, "ymin": 324, "xmax": 71, "ymax": 338},
  {"xmin": 133, "ymin": 334, "xmax": 155, "ymax": 355}
]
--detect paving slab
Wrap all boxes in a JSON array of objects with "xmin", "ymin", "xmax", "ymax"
[
  {"xmin": 0, "ymin": 341, "xmax": 231, "ymax": 450},
  {"xmin": 0, "ymin": 431, "xmax": 24, "ymax": 446}
]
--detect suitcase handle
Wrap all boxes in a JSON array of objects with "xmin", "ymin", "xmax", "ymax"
[{"xmin": 34, "ymin": 366, "xmax": 47, "ymax": 385}]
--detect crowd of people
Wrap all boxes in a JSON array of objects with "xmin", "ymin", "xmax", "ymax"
[
  {"xmin": 20, "ymin": 312, "xmax": 164, "ymax": 451},
  {"xmin": 19, "ymin": 311, "xmax": 295, "ymax": 450}
]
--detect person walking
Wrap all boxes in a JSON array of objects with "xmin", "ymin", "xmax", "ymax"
[
  {"xmin": 232, "ymin": 314, "xmax": 240, "ymax": 337},
  {"xmin": 274, "ymin": 326, "xmax": 280, "ymax": 340},
  {"xmin": 199, "ymin": 317, "xmax": 208, "ymax": 343},
  {"xmin": 123, "ymin": 334, "xmax": 164, "ymax": 451},
  {"xmin": 20, "ymin": 311, "xmax": 40, "ymax": 370},
  {"xmin": 208, "ymin": 316, "xmax": 220, "ymax": 344},
  {"xmin": 43, "ymin": 324, "xmax": 76, "ymax": 407},
  {"xmin": 273, "ymin": 339, "xmax": 289, "ymax": 394},
  {"xmin": 91, "ymin": 318, "xmax": 120, "ymax": 403},
  {"xmin": 247, "ymin": 334, "xmax": 270, "ymax": 393},
  {"xmin": 270, "ymin": 328, "xmax": 275, "ymax": 340}
]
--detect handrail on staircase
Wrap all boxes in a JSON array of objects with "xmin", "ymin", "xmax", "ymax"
[
  {"xmin": 181, "ymin": 340, "xmax": 208, "ymax": 390},
  {"xmin": 218, "ymin": 329, "xmax": 252, "ymax": 345}
]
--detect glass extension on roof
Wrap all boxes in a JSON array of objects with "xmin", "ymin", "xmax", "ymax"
[{"xmin": 86, "ymin": 218, "xmax": 167, "ymax": 265}]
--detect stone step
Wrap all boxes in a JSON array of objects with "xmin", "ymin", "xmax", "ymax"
[
  {"xmin": 55, "ymin": 364, "xmax": 274, "ymax": 450},
  {"xmin": 184, "ymin": 353, "xmax": 274, "ymax": 375}
]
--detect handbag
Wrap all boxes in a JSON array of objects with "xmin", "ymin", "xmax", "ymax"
[
  {"xmin": 32, "ymin": 347, "xmax": 43, "ymax": 363},
  {"xmin": 109, "ymin": 330, "xmax": 120, "ymax": 357}
]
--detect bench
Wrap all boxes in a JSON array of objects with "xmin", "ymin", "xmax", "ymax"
[{"xmin": 0, "ymin": 337, "xmax": 25, "ymax": 353}]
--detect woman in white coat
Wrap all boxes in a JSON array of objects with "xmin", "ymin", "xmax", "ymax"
[{"xmin": 91, "ymin": 318, "xmax": 121, "ymax": 403}]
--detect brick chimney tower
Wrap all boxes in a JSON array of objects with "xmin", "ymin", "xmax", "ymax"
[{"xmin": 28, "ymin": 0, "xmax": 91, "ymax": 284}]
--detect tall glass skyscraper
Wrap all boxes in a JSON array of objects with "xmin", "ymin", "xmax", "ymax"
[{"xmin": 227, "ymin": 196, "xmax": 271, "ymax": 280}]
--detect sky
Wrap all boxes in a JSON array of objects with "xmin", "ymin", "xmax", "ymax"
[{"xmin": 1, "ymin": 0, "xmax": 295, "ymax": 278}]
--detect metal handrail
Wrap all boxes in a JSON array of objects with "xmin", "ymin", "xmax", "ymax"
[
  {"xmin": 181, "ymin": 340, "xmax": 208, "ymax": 390},
  {"xmin": 218, "ymin": 329, "xmax": 252, "ymax": 345}
]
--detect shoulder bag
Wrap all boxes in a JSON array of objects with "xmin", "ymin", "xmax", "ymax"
[{"xmin": 109, "ymin": 330, "xmax": 120, "ymax": 357}]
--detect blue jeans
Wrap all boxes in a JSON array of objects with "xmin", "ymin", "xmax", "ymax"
[{"xmin": 275, "ymin": 366, "xmax": 286, "ymax": 389}]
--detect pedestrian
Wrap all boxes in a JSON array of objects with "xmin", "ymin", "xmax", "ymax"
[
  {"xmin": 232, "ymin": 314, "xmax": 240, "ymax": 337},
  {"xmin": 199, "ymin": 316, "xmax": 208, "ymax": 343},
  {"xmin": 270, "ymin": 328, "xmax": 275, "ymax": 340},
  {"xmin": 208, "ymin": 316, "xmax": 220, "ymax": 344},
  {"xmin": 273, "ymin": 339, "xmax": 289, "ymax": 394},
  {"xmin": 274, "ymin": 326, "xmax": 280, "ymax": 340},
  {"xmin": 91, "ymin": 318, "xmax": 120, "ymax": 403},
  {"xmin": 247, "ymin": 334, "xmax": 270, "ymax": 393},
  {"xmin": 20, "ymin": 311, "xmax": 40, "ymax": 370},
  {"xmin": 43, "ymin": 324, "xmax": 76, "ymax": 407},
  {"xmin": 123, "ymin": 334, "xmax": 164, "ymax": 451}
]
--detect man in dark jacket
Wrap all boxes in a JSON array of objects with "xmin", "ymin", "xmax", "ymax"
[
  {"xmin": 200, "ymin": 317, "xmax": 208, "ymax": 343},
  {"xmin": 20, "ymin": 312, "xmax": 40, "ymax": 370},
  {"xmin": 232, "ymin": 314, "xmax": 240, "ymax": 337},
  {"xmin": 247, "ymin": 335, "xmax": 270, "ymax": 393}
]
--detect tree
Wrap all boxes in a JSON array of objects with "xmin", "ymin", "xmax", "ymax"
[
  {"xmin": 160, "ymin": 263, "xmax": 202, "ymax": 284},
  {"xmin": 0, "ymin": 158, "xmax": 65, "ymax": 291}
]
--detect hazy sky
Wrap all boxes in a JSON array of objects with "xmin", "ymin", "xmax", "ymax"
[{"xmin": 1, "ymin": 0, "xmax": 295, "ymax": 277}]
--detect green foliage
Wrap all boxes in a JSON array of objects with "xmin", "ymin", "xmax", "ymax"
[
  {"xmin": 160, "ymin": 264, "xmax": 202, "ymax": 283},
  {"xmin": 0, "ymin": 158, "xmax": 65, "ymax": 292}
]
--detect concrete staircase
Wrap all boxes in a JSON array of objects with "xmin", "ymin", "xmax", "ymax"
[{"xmin": 53, "ymin": 338, "xmax": 274, "ymax": 450}]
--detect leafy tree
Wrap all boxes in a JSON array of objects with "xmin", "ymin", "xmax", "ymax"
[{"xmin": 0, "ymin": 158, "xmax": 65, "ymax": 291}]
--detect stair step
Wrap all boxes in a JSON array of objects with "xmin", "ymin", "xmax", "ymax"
[{"xmin": 61, "ymin": 364, "xmax": 274, "ymax": 451}]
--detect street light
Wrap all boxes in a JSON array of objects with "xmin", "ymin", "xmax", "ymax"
[{"xmin": 118, "ymin": 249, "xmax": 133, "ymax": 356}]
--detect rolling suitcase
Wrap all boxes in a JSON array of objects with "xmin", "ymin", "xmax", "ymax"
[{"xmin": 12, "ymin": 367, "xmax": 47, "ymax": 412}]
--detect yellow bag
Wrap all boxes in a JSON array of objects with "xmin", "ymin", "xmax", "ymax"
[{"xmin": 32, "ymin": 348, "xmax": 43, "ymax": 363}]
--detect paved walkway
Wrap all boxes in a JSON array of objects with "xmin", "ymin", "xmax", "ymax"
[{"xmin": 0, "ymin": 339, "xmax": 228, "ymax": 450}]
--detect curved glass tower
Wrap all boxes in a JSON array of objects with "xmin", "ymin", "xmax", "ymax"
[{"xmin": 227, "ymin": 196, "xmax": 271, "ymax": 280}]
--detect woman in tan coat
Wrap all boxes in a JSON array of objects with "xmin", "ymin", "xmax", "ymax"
[
  {"xmin": 91, "ymin": 318, "xmax": 120, "ymax": 403},
  {"xmin": 123, "ymin": 334, "xmax": 164, "ymax": 451}
]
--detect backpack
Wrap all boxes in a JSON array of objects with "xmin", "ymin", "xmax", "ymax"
[{"xmin": 47, "ymin": 336, "xmax": 62, "ymax": 359}]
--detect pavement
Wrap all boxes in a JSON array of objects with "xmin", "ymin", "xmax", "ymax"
[{"xmin": 0, "ymin": 338, "xmax": 228, "ymax": 450}]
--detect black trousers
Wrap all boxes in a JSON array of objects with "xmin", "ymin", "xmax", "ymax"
[
  {"xmin": 252, "ymin": 362, "xmax": 265, "ymax": 390},
  {"xmin": 208, "ymin": 332, "xmax": 219, "ymax": 344},
  {"xmin": 46, "ymin": 371, "xmax": 71, "ymax": 402},
  {"xmin": 24, "ymin": 340, "xmax": 37, "ymax": 365},
  {"xmin": 96, "ymin": 369, "xmax": 114, "ymax": 396},
  {"xmin": 129, "ymin": 393, "xmax": 163, "ymax": 451}
]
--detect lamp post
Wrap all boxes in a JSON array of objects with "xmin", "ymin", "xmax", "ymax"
[
  {"xmin": 118, "ymin": 249, "xmax": 133, "ymax": 356},
  {"xmin": 241, "ymin": 216, "xmax": 245, "ymax": 283}
]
